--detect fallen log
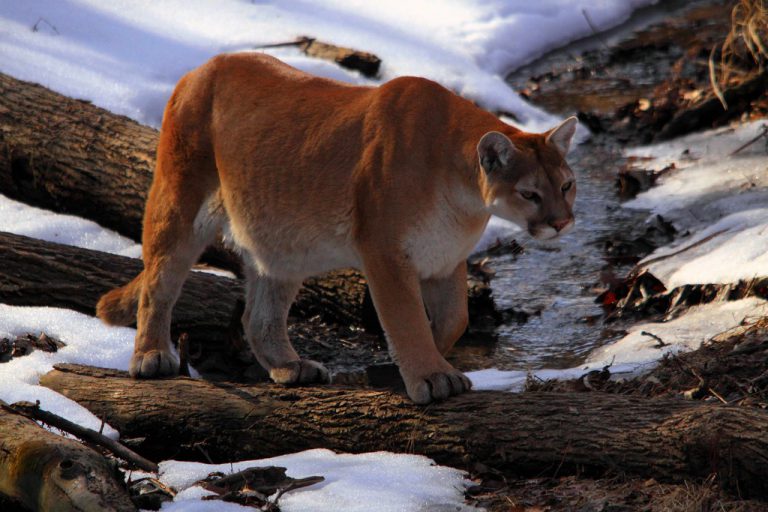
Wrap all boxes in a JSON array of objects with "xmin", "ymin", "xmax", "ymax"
[
  {"xmin": 43, "ymin": 364, "xmax": 768, "ymax": 498},
  {"xmin": 0, "ymin": 229, "xmax": 373, "ymax": 330},
  {"xmin": 0, "ymin": 401, "xmax": 136, "ymax": 512},
  {"xmin": 0, "ymin": 71, "xmax": 240, "ymax": 272},
  {"xmin": 0, "ymin": 231, "xmax": 242, "ymax": 347}
]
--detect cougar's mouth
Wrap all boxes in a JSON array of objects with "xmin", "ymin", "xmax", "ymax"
[{"xmin": 529, "ymin": 219, "xmax": 574, "ymax": 240}]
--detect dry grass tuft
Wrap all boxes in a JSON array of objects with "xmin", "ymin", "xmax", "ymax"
[{"xmin": 710, "ymin": 0, "xmax": 768, "ymax": 108}]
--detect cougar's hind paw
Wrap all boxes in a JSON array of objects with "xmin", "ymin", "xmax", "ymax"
[
  {"xmin": 129, "ymin": 349, "xmax": 180, "ymax": 378},
  {"xmin": 270, "ymin": 359, "xmax": 330, "ymax": 385}
]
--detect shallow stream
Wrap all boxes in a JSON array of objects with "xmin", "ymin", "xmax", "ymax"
[
  {"xmin": 450, "ymin": 142, "xmax": 644, "ymax": 371},
  {"xmin": 448, "ymin": 0, "xmax": 720, "ymax": 372}
]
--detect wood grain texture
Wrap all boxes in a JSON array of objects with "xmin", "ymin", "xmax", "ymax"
[{"xmin": 42, "ymin": 363, "xmax": 768, "ymax": 498}]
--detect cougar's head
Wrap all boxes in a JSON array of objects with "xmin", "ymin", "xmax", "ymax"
[{"xmin": 477, "ymin": 116, "xmax": 578, "ymax": 240}]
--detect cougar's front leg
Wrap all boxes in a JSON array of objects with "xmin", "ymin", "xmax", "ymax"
[
  {"xmin": 362, "ymin": 252, "xmax": 472, "ymax": 404},
  {"xmin": 421, "ymin": 261, "xmax": 469, "ymax": 355},
  {"xmin": 242, "ymin": 267, "xmax": 329, "ymax": 385}
]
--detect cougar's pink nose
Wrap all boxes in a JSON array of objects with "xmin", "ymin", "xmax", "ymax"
[{"xmin": 550, "ymin": 218, "xmax": 572, "ymax": 232}]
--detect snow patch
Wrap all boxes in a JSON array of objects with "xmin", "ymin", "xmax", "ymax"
[
  {"xmin": 1, "ymin": 0, "xmax": 654, "ymax": 130},
  {"xmin": 159, "ymin": 449, "xmax": 475, "ymax": 512},
  {"xmin": 624, "ymin": 121, "xmax": 768, "ymax": 288},
  {"xmin": 586, "ymin": 298, "xmax": 768, "ymax": 367},
  {"xmin": 0, "ymin": 304, "xmax": 137, "ymax": 438},
  {"xmin": 0, "ymin": 194, "xmax": 141, "ymax": 258}
]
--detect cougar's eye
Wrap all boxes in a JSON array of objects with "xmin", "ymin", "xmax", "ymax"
[
  {"xmin": 520, "ymin": 190, "xmax": 540, "ymax": 203},
  {"xmin": 561, "ymin": 181, "xmax": 573, "ymax": 193}
]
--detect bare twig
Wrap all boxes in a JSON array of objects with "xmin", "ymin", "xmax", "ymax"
[
  {"xmin": 709, "ymin": 46, "xmax": 729, "ymax": 110},
  {"xmin": 6, "ymin": 400, "xmax": 158, "ymax": 473},
  {"xmin": 581, "ymin": 9, "xmax": 611, "ymax": 51},
  {"xmin": 31, "ymin": 17, "xmax": 59, "ymax": 35},
  {"xmin": 634, "ymin": 228, "xmax": 730, "ymax": 275},
  {"xmin": 641, "ymin": 331, "xmax": 667, "ymax": 348},
  {"xmin": 708, "ymin": 387, "xmax": 729, "ymax": 404},
  {"xmin": 252, "ymin": 37, "xmax": 313, "ymax": 50},
  {"xmin": 270, "ymin": 476, "xmax": 325, "ymax": 504},
  {"xmin": 730, "ymin": 124, "xmax": 768, "ymax": 155},
  {"xmin": 178, "ymin": 332, "xmax": 190, "ymax": 377}
]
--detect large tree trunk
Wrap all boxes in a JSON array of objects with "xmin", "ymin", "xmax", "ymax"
[
  {"xmin": 43, "ymin": 363, "xmax": 768, "ymax": 499},
  {"xmin": 0, "ymin": 72, "xmax": 499, "ymax": 331},
  {"xmin": 0, "ymin": 74, "xmax": 153, "ymax": 245},
  {"xmin": 0, "ymin": 231, "xmax": 376, "ymax": 365},
  {"xmin": 0, "ymin": 230, "xmax": 240, "ymax": 345},
  {"xmin": 0, "ymin": 401, "xmax": 135, "ymax": 512}
]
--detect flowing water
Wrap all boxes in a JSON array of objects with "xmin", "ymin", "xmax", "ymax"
[
  {"xmin": 447, "ymin": 0, "xmax": 720, "ymax": 371},
  {"xmin": 450, "ymin": 142, "xmax": 644, "ymax": 371}
]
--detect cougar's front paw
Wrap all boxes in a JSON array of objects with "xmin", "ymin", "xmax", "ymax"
[
  {"xmin": 403, "ymin": 366, "xmax": 472, "ymax": 405},
  {"xmin": 129, "ymin": 349, "xmax": 179, "ymax": 378},
  {"xmin": 270, "ymin": 359, "xmax": 330, "ymax": 385}
]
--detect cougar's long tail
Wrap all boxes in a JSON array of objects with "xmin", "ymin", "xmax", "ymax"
[{"xmin": 96, "ymin": 272, "xmax": 144, "ymax": 326}]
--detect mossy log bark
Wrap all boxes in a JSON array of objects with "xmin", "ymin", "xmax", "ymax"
[
  {"xmin": 42, "ymin": 364, "xmax": 768, "ymax": 499},
  {"xmin": 0, "ymin": 402, "xmax": 135, "ymax": 512}
]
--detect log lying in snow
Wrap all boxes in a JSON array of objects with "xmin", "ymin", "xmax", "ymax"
[
  {"xmin": 0, "ymin": 230, "xmax": 373, "ymax": 358},
  {"xmin": 42, "ymin": 364, "xmax": 768, "ymax": 498},
  {"xmin": 0, "ymin": 230, "xmax": 495, "ymax": 345},
  {"xmin": 0, "ymin": 401, "xmax": 135, "ymax": 512},
  {"xmin": 0, "ymin": 230, "xmax": 242, "ymax": 347}
]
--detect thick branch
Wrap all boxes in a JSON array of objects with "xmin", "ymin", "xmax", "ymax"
[
  {"xmin": 0, "ymin": 401, "xmax": 135, "ymax": 511},
  {"xmin": 42, "ymin": 364, "xmax": 768, "ymax": 498}
]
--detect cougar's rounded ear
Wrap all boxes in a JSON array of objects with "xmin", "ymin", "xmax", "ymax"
[
  {"xmin": 478, "ymin": 131, "xmax": 515, "ymax": 175},
  {"xmin": 545, "ymin": 116, "xmax": 578, "ymax": 156}
]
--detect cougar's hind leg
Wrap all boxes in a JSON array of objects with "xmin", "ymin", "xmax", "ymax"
[
  {"xmin": 242, "ymin": 264, "xmax": 329, "ymax": 385},
  {"xmin": 131, "ymin": 125, "xmax": 221, "ymax": 378}
]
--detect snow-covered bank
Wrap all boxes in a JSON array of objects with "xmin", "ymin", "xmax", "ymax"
[
  {"xmin": 626, "ymin": 121, "xmax": 768, "ymax": 288},
  {"xmin": 1, "ymin": 0, "xmax": 654, "ymax": 130}
]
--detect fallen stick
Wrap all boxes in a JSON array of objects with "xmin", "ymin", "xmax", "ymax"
[
  {"xmin": 9, "ymin": 401, "xmax": 158, "ymax": 473},
  {"xmin": 41, "ymin": 363, "xmax": 768, "ymax": 498}
]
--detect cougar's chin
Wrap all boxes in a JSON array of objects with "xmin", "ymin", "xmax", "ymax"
[
  {"xmin": 529, "ymin": 219, "xmax": 575, "ymax": 240},
  {"xmin": 529, "ymin": 225, "xmax": 560, "ymax": 240}
]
